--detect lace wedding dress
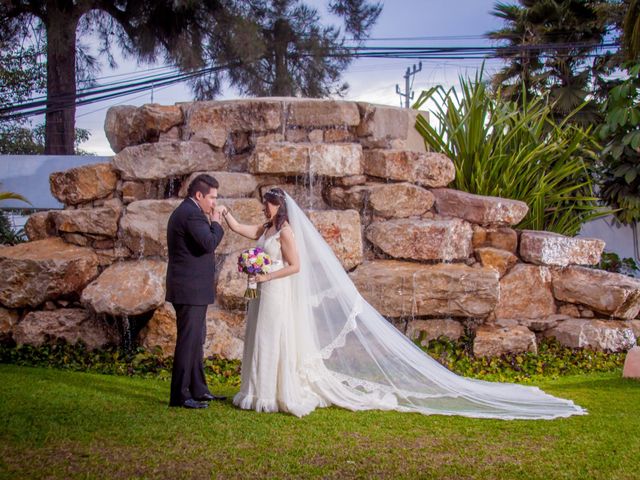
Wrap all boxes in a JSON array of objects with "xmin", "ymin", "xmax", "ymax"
[{"xmin": 233, "ymin": 194, "xmax": 587, "ymax": 420}]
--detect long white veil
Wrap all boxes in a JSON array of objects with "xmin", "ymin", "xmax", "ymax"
[{"xmin": 285, "ymin": 193, "xmax": 587, "ymax": 420}]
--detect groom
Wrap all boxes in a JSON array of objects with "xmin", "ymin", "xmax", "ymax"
[{"xmin": 166, "ymin": 174, "xmax": 226, "ymax": 409}]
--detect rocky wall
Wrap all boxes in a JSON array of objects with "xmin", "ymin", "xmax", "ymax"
[{"xmin": 1, "ymin": 97, "xmax": 638, "ymax": 358}]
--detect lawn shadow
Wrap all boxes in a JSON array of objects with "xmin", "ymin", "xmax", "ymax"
[{"xmin": 40, "ymin": 370, "xmax": 165, "ymax": 406}]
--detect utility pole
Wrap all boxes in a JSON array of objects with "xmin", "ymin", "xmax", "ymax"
[{"xmin": 396, "ymin": 62, "xmax": 422, "ymax": 108}]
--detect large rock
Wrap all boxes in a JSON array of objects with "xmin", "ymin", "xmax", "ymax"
[
  {"xmin": 356, "ymin": 103, "xmax": 427, "ymax": 153},
  {"xmin": 50, "ymin": 163, "xmax": 118, "ymax": 205},
  {"xmin": 519, "ymin": 230, "xmax": 605, "ymax": 266},
  {"xmin": 473, "ymin": 325, "xmax": 537, "ymax": 357},
  {"xmin": 105, "ymin": 104, "xmax": 183, "ymax": 153},
  {"xmin": 182, "ymin": 99, "xmax": 282, "ymax": 148},
  {"xmin": 248, "ymin": 142, "xmax": 307, "ymax": 175},
  {"xmin": 13, "ymin": 309, "xmax": 119, "ymax": 349},
  {"xmin": 307, "ymin": 210, "xmax": 363, "ymax": 270},
  {"xmin": 0, "ymin": 238, "xmax": 99, "ymax": 308},
  {"xmin": 327, "ymin": 182, "xmax": 434, "ymax": 218},
  {"xmin": 286, "ymin": 99, "xmax": 360, "ymax": 128},
  {"xmin": 218, "ymin": 198, "xmax": 265, "ymax": 255},
  {"xmin": 120, "ymin": 199, "xmax": 182, "ymax": 257},
  {"xmin": 119, "ymin": 181, "xmax": 156, "ymax": 204},
  {"xmin": 432, "ymin": 189, "xmax": 529, "ymax": 226},
  {"xmin": 627, "ymin": 319, "xmax": 640, "ymax": 339},
  {"xmin": 350, "ymin": 261, "xmax": 499, "ymax": 318},
  {"xmin": 50, "ymin": 204, "xmax": 122, "ymax": 238},
  {"xmin": 204, "ymin": 307, "xmax": 245, "ymax": 360},
  {"xmin": 552, "ymin": 266, "xmax": 640, "ymax": 320},
  {"xmin": 364, "ymin": 150, "xmax": 455, "ymax": 188},
  {"xmin": 495, "ymin": 313, "xmax": 568, "ymax": 333},
  {"xmin": 495, "ymin": 264, "xmax": 556, "ymax": 319},
  {"xmin": 138, "ymin": 303, "xmax": 244, "ymax": 360},
  {"xmin": 309, "ymin": 143, "xmax": 363, "ymax": 177},
  {"xmin": 472, "ymin": 226, "xmax": 518, "ymax": 253},
  {"xmin": 248, "ymin": 142, "xmax": 363, "ymax": 177},
  {"xmin": 334, "ymin": 175, "xmax": 367, "ymax": 187},
  {"xmin": 179, "ymin": 171, "xmax": 260, "ymax": 198},
  {"xmin": 0, "ymin": 306, "xmax": 18, "ymax": 340},
  {"xmin": 112, "ymin": 141, "xmax": 226, "ymax": 181},
  {"xmin": 544, "ymin": 318, "xmax": 636, "ymax": 352},
  {"xmin": 81, "ymin": 259, "xmax": 167, "ymax": 316},
  {"xmin": 94, "ymin": 246, "xmax": 131, "ymax": 267},
  {"xmin": 474, "ymin": 247, "xmax": 518, "ymax": 277},
  {"xmin": 405, "ymin": 319, "xmax": 464, "ymax": 345},
  {"xmin": 366, "ymin": 218, "xmax": 473, "ymax": 261},
  {"xmin": 216, "ymin": 251, "xmax": 249, "ymax": 311},
  {"xmin": 623, "ymin": 346, "xmax": 640, "ymax": 379},
  {"xmin": 24, "ymin": 211, "xmax": 56, "ymax": 241},
  {"xmin": 138, "ymin": 302, "xmax": 176, "ymax": 356}
]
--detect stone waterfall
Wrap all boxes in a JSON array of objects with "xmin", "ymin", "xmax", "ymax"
[{"xmin": 1, "ymin": 98, "xmax": 638, "ymax": 358}]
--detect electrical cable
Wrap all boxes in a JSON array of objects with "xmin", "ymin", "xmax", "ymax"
[{"xmin": 1, "ymin": 40, "xmax": 621, "ymax": 120}]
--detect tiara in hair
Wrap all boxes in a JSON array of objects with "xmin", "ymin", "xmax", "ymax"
[{"xmin": 266, "ymin": 188, "xmax": 286, "ymax": 198}]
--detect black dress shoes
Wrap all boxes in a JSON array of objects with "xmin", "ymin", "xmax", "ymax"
[
  {"xmin": 182, "ymin": 398, "xmax": 209, "ymax": 409},
  {"xmin": 195, "ymin": 393, "xmax": 227, "ymax": 402}
]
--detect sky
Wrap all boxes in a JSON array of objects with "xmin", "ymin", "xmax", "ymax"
[{"xmin": 73, "ymin": 0, "xmax": 505, "ymax": 156}]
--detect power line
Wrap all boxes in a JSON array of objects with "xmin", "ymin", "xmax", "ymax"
[{"xmin": 0, "ymin": 40, "xmax": 621, "ymax": 120}]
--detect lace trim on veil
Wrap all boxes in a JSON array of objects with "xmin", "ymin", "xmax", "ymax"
[
  {"xmin": 319, "ymin": 295, "xmax": 362, "ymax": 359},
  {"xmin": 309, "ymin": 286, "xmax": 341, "ymax": 307},
  {"xmin": 327, "ymin": 370, "xmax": 463, "ymax": 400}
]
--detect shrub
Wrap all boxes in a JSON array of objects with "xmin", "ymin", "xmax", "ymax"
[
  {"xmin": 596, "ymin": 251, "xmax": 639, "ymax": 276},
  {"xmin": 421, "ymin": 335, "xmax": 626, "ymax": 383},
  {"xmin": 414, "ymin": 73, "xmax": 607, "ymax": 235},
  {"xmin": 0, "ymin": 339, "xmax": 241, "ymax": 387},
  {"xmin": 0, "ymin": 337, "xmax": 626, "ymax": 386}
]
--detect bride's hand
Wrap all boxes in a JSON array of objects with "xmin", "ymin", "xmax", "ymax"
[
  {"xmin": 215, "ymin": 205, "xmax": 228, "ymax": 217},
  {"xmin": 255, "ymin": 273, "xmax": 271, "ymax": 283}
]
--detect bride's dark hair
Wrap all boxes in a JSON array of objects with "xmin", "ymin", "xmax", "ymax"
[{"xmin": 263, "ymin": 188, "xmax": 289, "ymax": 231}]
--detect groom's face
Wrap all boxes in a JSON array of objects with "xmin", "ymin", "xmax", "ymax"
[{"xmin": 195, "ymin": 187, "xmax": 218, "ymax": 214}]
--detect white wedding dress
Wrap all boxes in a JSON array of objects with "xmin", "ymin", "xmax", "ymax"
[{"xmin": 233, "ymin": 194, "xmax": 587, "ymax": 420}]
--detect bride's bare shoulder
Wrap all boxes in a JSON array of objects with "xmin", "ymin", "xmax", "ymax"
[{"xmin": 279, "ymin": 222, "xmax": 294, "ymax": 238}]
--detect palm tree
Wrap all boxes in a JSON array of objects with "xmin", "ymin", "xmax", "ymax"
[
  {"xmin": 0, "ymin": 186, "xmax": 30, "ymax": 245},
  {"xmin": 622, "ymin": 0, "xmax": 640, "ymax": 61},
  {"xmin": 0, "ymin": 191, "xmax": 29, "ymax": 204},
  {"xmin": 487, "ymin": 0, "xmax": 609, "ymax": 123}
]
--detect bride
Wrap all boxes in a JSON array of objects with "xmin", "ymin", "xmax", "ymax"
[{"xmin": 219, "ymin": 187, "xmax": 586, "ymax": 420}]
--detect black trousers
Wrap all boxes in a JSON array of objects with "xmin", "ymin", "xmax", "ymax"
[{"xmin": 169, "ymin": 304, "xmax": 211, "ymax": 406}]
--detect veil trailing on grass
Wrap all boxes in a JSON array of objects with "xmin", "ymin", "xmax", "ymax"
[{"xmin": 285, "ymin": 193, "xmax": 586, "ymax": 420}]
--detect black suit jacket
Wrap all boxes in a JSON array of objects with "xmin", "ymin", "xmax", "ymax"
[{"xmin": 165, "ymin": 199, "xmax": 224, "ymax": 305}]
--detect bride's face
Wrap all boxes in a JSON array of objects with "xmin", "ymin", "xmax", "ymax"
[{"xmin": 263, "ymin": 201, "xmax": 279, "ymax": 220}]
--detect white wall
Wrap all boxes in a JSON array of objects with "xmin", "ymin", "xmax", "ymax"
[
  {"xmin": 579, "ymin": 215, "xmax": 640, "ymax": 265},
  {"xmin": 0, "ymin": 155, "xmax": 110, "ymax": 209}
]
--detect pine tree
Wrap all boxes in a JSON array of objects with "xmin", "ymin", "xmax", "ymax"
[{"xmin": 201, "ymin": 0, "xmax": 382, "ymax": 97}]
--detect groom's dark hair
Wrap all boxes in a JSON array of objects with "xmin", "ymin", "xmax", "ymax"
[{"xmin": 187, "ymin": 174, "xmax": 219, "ymax": 198}]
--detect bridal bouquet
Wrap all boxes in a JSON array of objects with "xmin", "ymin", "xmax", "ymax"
[{"xmin": 237, "ymin": 247, "xmax": 272, "ymax": 299}]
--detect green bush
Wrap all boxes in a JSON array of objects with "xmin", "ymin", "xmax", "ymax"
[
  {"xmin": 596, "ymin": 251, "xmax": 639, "ymax": 276},
  {"xmin": 0, "ymin": 339, "xmax": 241, "ymax": 387},
  {"xmin": 597, "ymin": 62, "xmax": 640, "ymax": 224},
  {"xmin": 0, "ymin": 209, "xmax": 26, "ymax": 245},
  {"xmin": 414, "ymin": 73, "xmax": 607, "ymax": 235},
  {"xmin": 421, "ymin": 335, "xmax": 626, "ymax": 383},
  {"xmin": 0, "ymin": 336, "xmax": 626, "ymax": 386}
]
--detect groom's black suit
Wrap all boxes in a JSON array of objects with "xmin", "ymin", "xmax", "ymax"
[{"xmin": 166, "ymin": 198, "xmax": 224, "ymax": 406}]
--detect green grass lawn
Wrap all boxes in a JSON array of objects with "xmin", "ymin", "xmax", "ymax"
[{"xmin": 0, "ymin": 364, "xmax": 638, "ymax": 480}]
